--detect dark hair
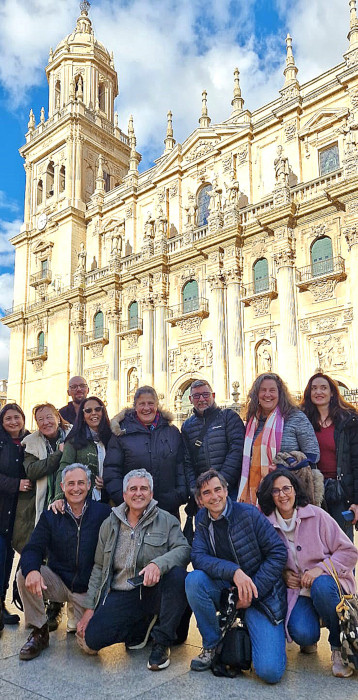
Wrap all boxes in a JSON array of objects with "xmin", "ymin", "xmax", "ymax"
[
  {"xmin": 0, "ymin": 403, "xmax": 26, "ymax": 437},
  {"xmin": 133, "ymin": 386, "xmax": 158, "ymax": 406},
  {"xmin": 194, "ymin": 468, "xmax": 228, "ymax": 503},
  {"xmin": 33, "ymin": 402, "xmax": 70, "ymax": 433},
  {"xmin": 257, "ymin": 468, "xmax": 309, "ymax": 516},
  {"xmin": 65, "ymin": 396, "xmax": 112, "ymax": 449},
  {"xmin": 300, "ymin": 373, "xmax": 357, "ymax": 431},
  {"xmin": 190, "ymin": 379, "xmax": 213, "ymax": 394},
  {"xmin": 245, "ymin": 373, "xmax": 297, "ymax": 421}
]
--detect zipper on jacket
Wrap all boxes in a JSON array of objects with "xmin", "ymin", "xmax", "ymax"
[{"xmin": 68, "ymin": 511, "xmax": 84, "ymax": 592}]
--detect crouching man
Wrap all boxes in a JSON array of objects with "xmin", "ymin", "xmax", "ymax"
[
  {"xmin": 185, "ymin": 469, "xmax": 288, "ymax": 684},
  {"xmin": 77, "ymin": 468, "xmax": 191, "ymax": 671},
  {"xmin": 17, "ymin": 464, "xmax": 111, "ymax": 660}
]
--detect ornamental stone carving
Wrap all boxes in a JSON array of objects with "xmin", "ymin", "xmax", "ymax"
[
  {"xmin": 207, "ymin": 273, "xmax": 225, "ymax": 291},
  {"xmin": 310, "ymin": 279, "xmax": 336, "ymax": 302},
  {"xmin": 344, "ymin": 308, "xmax": 353, "ymax": 323},
  {"xmin": 237, "ymin": 147, "xmax": 248, "ymax": 164},
  {"xmin": 169, "ymin": 182, "xmax": 178, "ymax": 198},
  {"xmin": 274, "ymin": 249, "xmax": 295, "ymax": 269},
  {"xmin": 345, "ymin": 49, "xmax": 358, "ymax": 68},
  {"xmin": 222, "ymin": 156, "xmax": 232, "ymax": 172},
  {"xmin": 256, "ymin": 340, "xmax": 272, "ymax": 373},
  {"xmin": 344, "ymin": 226, "xmax": 358, "ymax": 250},
  {"xmin": 299, "ymin": 319, "xmax": 310, "ymax": 333},
  {"xmin": 284, "ymin": 121, "xmax": 296, "ymax": 141},
  {"xmin": 252, "ymin": 296, "xmax": 270, "ymax": 317},
  {"xmin": 185, "ymin": 139, "xmax": 220, "ymax": 163},
  {"xmin": 315, "ymin": 315, "xmax": 338, "ymax": 331},
  {"xmin": 126, "ymin": 334, "xmax": 138, "ymax": 349},
  {"xmin": 84, "ymin": 365, "xmax": 109, "ymax": 403},
  {"xmin": 177, "ymin": 317, "xmax": 202, "ymax": 334},
  {"xmin": 313, "ymin": 333, "xmax": 347, "ymax": 371}
]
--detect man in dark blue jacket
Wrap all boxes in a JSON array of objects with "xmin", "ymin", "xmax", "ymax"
[
  {"xmin": 182, "ymin": 380, "xmax": 244, "ymax": 499},
  {"xmin": 17, "ymin": 463, "xmax": 110, "ymax": 661},
  {"xmin": 185, "ymin": 469, "xmax": 288, "ymax": 684}
]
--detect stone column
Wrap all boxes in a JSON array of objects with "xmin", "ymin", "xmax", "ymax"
[
  {"xmin": 225, "ymin": 269, "xmax": 244, "ymax": 394},
  {"xmin": 344, "ymin": 226, "xmax": 358, "ymax": 356},
  {"xmin": 24, "ymin": 162, "xmax": 32, "ymax": 226},
  {"xmin": 70, "ymin": 303, "xmax": 84, "ymax": 375},
  {"xmin": 208, "ymin": 274, "xmax": 228, "ymax": 402},
  {"xmin": 141, "ymin": 299, "xmax": 154, "ymax": 386},
  {"xmin": 274, "ymin": 249, "xmax": 300, "ymax": 390},
  {"xmin": 107, "ymin": 312, "xmax": 120, "ymax": 415},
  {"xmin": 66, "ymin": 133, "xmax": 74, "ymax": 201},
  {"xmin": 75, "ymin": 134, "xmax": 83, "ymax": 203},
  {"xmin": 153, "ymin": 294, "xmax": 168, "ymax": 399}
]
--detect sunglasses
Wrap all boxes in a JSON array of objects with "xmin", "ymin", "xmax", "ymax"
[{"xmin": 83, "ymin": 406, "xmax": 103, "ymax": 414}]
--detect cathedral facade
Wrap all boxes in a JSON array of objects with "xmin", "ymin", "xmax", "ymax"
[{"xmin": 4, "ymin": 1, "xmax": 358, "ymax": 422}]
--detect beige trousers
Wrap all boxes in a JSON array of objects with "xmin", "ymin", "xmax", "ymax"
[{"xmin": 17, "ymin": 566, "xmax": 87, "ymax": 629}]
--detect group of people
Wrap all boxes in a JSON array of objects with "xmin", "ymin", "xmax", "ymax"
[{"xmin": 0, "ymin": 370, "xmax": 357, "ymax": 683}]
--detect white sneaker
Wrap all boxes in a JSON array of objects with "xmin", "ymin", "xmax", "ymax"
[
  {"xmin": 331, "ymin": 650, "xmax": 354, "ymax": 677},
  {"xmin": 66, "ymin": 603, "xmax": 77, "ymax": 633}
]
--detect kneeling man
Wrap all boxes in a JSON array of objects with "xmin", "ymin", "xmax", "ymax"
[
  {"xmin": 18, "ymin": 464, "xmax": 111, "ymax": 660},
  {"xmin": 186, "ymin": 469, "xmax": 288, "ymax": 684},
  {"xmin": 77, "ymin": 468, "xmax": 191, "ymax": 671}
]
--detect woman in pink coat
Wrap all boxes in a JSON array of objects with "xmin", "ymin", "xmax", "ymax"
[{"xmin": 257, "ymin": 468, "xmax": 358, "ymax": 679}]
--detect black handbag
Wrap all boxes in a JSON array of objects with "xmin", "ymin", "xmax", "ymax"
[
  {"xmin": 220, "ymin": 621, "xmax": 252, "ymax": 670},
  {"xmin": 211, "ymin": 588, "xmax": 252, "ymax": 677},
  {"xmin": 324, "ymin": 477, "xmax": 346, "ymax": 506}
]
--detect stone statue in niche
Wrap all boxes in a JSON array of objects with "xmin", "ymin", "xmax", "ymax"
[
  {"xmin": 224, "ymin": 169, "xmax": 240, "ymax": 206},
  {"xmin": 184, "ymin": 191, "xmax": 197, "ymax": 228},
  {"xmin": 144, "ymin": 212, "xmax": 155, "ymax": 240},
  {"xmin": 77, "ymin": 242, "xmax": 87, "ymax": 270},
  {"xmin": 128, "ymin": 367, "xmax": 139, "ymax": 400},
  {"xmin": 91, "ymin": 256, "xmax": 97, "ymax": 270},
  {"xmin": 209, "ymin": 175, "xmax": 222, "ymax": 212},
  {"xmin": 110, "ymin": 227, "xmax": 123, "ymax": 256},
  {"xmin": 256, "ymin": 341, "xmax": 272, "ymax": 374},
  {"xmin": 274, "ymin": 145, "xmax": 289, "ymax": 186}
]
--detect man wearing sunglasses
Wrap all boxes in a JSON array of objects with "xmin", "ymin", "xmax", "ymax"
[
  {"xmin": 59, "ymin": 376, "xmax": 89, "ymax": 425},
  {"xmin": 182, "ymin": 380, "xmax": 245, "ymax": 501}
]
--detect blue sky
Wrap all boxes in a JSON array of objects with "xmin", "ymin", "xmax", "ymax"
[{"xmin": 0, "ymin": 0, "xmax": 351, "ymax": 376}]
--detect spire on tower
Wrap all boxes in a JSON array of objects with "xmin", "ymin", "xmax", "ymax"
[
  {"xmin": 28, "ymin": 109, "xmax": 35, "ymax": 132},
  {"xmin": 348, "ymin": 0, "xmax": 358, "ymax": 49},
  {"xmin": 164, "ymin": 110, "xmax": 176, "ymax": 152},
  {"xmin": 283, "ymin": 34, "xmax": 299, "ymax": 87},
  {"xmin": 230, "ymin": 68, "xmax": 244, "ymax": 118},
  {"xmin": 128, "ymin": 116, "xmax": 139, "ymax": 173},
  {"xmin": 199, "ymin": 90, "xmax": 211, "ymax": 128}
]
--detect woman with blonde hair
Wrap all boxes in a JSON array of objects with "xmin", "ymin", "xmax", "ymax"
[{"xmin": 238, "ymin": 373, "xmax": 319, "ymax": 505}]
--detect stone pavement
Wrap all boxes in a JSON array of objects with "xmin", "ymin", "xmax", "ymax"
[{"xmin": 0, "ymin": 605, "xmax": 357, "ymax": 700}]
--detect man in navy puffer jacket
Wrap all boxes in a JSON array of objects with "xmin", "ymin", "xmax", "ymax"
[
  {"xmin": 182, "ymin": 380, "xmax": 244, "ymax": 500},
  {"xmin": 185, "ymin": 469, "xmax": 288, "ymax": 684}
]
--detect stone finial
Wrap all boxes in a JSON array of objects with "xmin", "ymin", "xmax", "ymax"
[
  {"xmin": 128, "ymin": 115, "xmax": 139, "ymax": 173},
  {"xmin": 80, "ymin": 0, "xmax": 91, "ymax": 15},
  {"xmin": 114, "ymin": 111, "xmax": 119, "ymax": 128},
  {"xmin": 40, "ymin": 107, "xmax": 45, "ymax": 124},
  {"xmin": 69, "ymin": 78, "xmax": 75, "ymax": 101},
  {"xmin": 164, "ymin": 110, "xmax": 176, "ymax": 152},
  {"xmin": 110, "ymin": 51, "xmax": 115, "ymax": 68},
  {"xmin": 199, "ymin": 89, "xmax": 211, "ymax": 128},
  {"xmin": 49, "ymin": 47, "xmax": 53, "ymax": 62},
  {"xmin": 283, "ymin": 34, "xmax": 299, "ymax": 86},
  {"xmin": 231, "ymin": 68, "xmax": 244, "ymax": 118},
  {"xmin": 348, "ymin": 0, "xmax": 358, "ymax": 49},
  {"xmin": 95, "ymin": 154, "xmax": 105, "ymax": 193},
  {"xmin": 28, "ymin": 109, "xmax": 35, "ymax": 132}
]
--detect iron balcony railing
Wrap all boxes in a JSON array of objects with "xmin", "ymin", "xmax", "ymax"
[
  {"xmin": 83, "ymin": 329, "xmax": 109, "ymax": 343},
  {"xmin": 241, "ymin": 277, "xmax": 277, "ymax": 298},
  {"xmin": 27, "ymin": 346, "xmax": 48, "ymax": 359},
  {"xmin": 296, "ymin": 256, "xmax": 345, "ymax": 284},
  {"xmin": 119, "ymin": 318, "xmax": 143, "ymax": 333},
  {"xmin": 167, "ymin": 297, "xmax": 209, "ymax": 319}
]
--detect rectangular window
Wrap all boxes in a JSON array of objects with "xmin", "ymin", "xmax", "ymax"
[{"xmin": 319, "ymin": 144, "xmax": 340, "ymax": 176}]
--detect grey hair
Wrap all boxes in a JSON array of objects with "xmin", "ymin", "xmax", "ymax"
[
  {"xmin": 61, "ymin": 463, "xmax": 92, "ymax": 486},
  {"xmin": 123, "ymin": 468, "xmax": 153, "ymax": 492}
]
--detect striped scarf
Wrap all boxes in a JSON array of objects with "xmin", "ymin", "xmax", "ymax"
[{"xmin": 238, "ymin": 407, "xmax": 284, "ymax": 505}]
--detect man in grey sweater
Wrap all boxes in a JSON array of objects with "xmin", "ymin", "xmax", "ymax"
[{"xmin": 77, "ymin": 469, "xmax": 191, "ymax": 671}]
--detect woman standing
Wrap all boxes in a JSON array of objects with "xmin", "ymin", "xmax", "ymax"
[
  {"xmin": 104, "ymin": 386, "xmax": 187, "ymax": 518},
  {"xmin": 55, "ymin": 396, "xmax": 112, "ymax": 501},
  {"xmin": 22, "ymin": 403, "xmax": 71, "ymax": 529},
  {"xmin": 301, "ymin": 372, "xmax": 358, "ymax": 538},
  {"xmin": 238, "ymin": 373, "xmax": 319, "ymax": 505},
  {"xmin": 258, "ymin": 468, "xmax": 357, "ymax": 678},
  {"xmin": 0, "ymin": 403, "xmax": 30, "ymax": 630}
]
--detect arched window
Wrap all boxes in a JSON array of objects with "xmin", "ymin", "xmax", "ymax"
[
  {"xmin": 129, "ymin": 301, "xmax": 138, "ymax": 329},
  {"xmin": 253, "ymin": 258, "xmax": 269, "ymax": 293},
  {"xmin": 37, "ymin": 332, "xmax": 45, "ymax": 355},
  {"xmin": 103, "ymin": 171, "xmax": 110, "ymax": 193},
  {"xmin": 98, "ymin": 83, "xmax": 105, "ymax": 112},
  {"xmin": 183, "ymin": 280, "xmax": 199, "ymax": 313},
  {"xmin": 46, "ymin": 161, "xmax": 54, "ymax": 198},
  {"xmin": 37, "ymin": 179, "xmax": 43, "ymax": 207},
  {"xmin": 94, "ymin": 311, "xmax": 104, "ymax": 339},
  {"xmin": 197, "ymin": 185, "xmax": 212, "ymax": 227},
  {"xmin": 59, "ymin": 165, "xmax": 65, "ymax": 193},
  {"xmin": 311, "ymin": 237, "xmax": 333, "ymax": 277},
  {"xmin": 55, "ymin": 80, "xmax": 61, "ymax": 110}
]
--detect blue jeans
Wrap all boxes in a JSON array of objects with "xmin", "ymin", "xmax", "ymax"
[
  {"xmin": 85, "ymin": 566, "xmax": 187, "ymax": 651},
  {"xmin": 186, "ymin": 570, "xmax": 286, "ymax": 684},
  {"xmin": 287, "ymin": 575, "xmax": 341, "ymax": 649},
  {"xmin": 0, "ymin": 533, "xmax": 15, "ymax": 600}
]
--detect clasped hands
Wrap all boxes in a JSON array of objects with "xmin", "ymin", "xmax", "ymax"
[{"xmin": 283, "ymin": 566, "xmax": 322, "ymax": 589}]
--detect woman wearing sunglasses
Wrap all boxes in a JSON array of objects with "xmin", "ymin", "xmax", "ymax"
[
  {"xmin": 257, "ymin": 468, "xmax": 358, "ymax": 678},
  {"xmin": 54, "ymin": 396, "xmax": 112, "ymax": 502}
]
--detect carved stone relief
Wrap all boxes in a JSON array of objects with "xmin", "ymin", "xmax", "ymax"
[
  {"xmin": 310, "ymin": 279, "xmax": 337, "ymax": 302},
  {"xmin": 252, "ymin": 296, "xmax": 270, "ymax": 317},
  {"xmin": 84, "ymin": 365, "xmax": 109, "ymax": 403},
  {"xmin": 284, "ymin": 121, "xmax": 296, "ymax": 141},
  {"xmin": 177, "ymin": 317, "xmax": 202, "ymax": 334},
  {"xmin": 185, "ymin": 139, "xmax": 220, "ymax": 163},
  {"xmin": 237, "ymin": 147, "xmax": 248, "ymax": 164},
  {"xmin": 312, "ymin": 333, "xmax": 348, "ymax": 372},
  {"xmin": 256, "ymin": 339, "xmax": 273, "ymax": 373}
]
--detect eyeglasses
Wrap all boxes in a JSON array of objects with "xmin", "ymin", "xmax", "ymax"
[
  {"xmin": 83, "ymin": 407, "xmax": 103, "ymax": 414},
  {"xmin": 191, "ymin": 392, "xmax": 211, "ymax": 400},
  {"xmin": 69, "ymin": 384, "xmax": 88, "ymax": 390},
  {"xmin": 272, "ymin": 485, "xmax": 293, "ymax": 497}
]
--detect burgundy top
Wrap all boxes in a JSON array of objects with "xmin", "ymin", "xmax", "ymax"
[{"xmin": 316, "ymin": 423, "xmax": 337, "ymax": 479}]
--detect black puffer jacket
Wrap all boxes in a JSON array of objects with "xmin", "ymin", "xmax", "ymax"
[
  {"xmin": 332, "ymin": 412, "xmax": 358, "ymax": 504},
  {"xmin": 182, "ymin": 404, "xmax": 245, "ymax": 496},
  {"xmin": 103, "ymin": 409, "xmax": 188, "ymax": 517},
  {"xmin": 0, "ymin": 427, "xmax": 29, "ymax": 537}
]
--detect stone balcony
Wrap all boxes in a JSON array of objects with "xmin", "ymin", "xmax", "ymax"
[
  {"xmin": 295, "ymin": 256, "xmax": 346, "ymax": 291},
  {"xmin": 118, "ymin": 318, "xmax": 143, "ymax": 338},
  {"xmin": 166, "ymin": 298, "xmax": 209, "ymax": 332},
  {"xmin": 26, "ymin": 345, "xmax": 48, "ymax": 371},
  {"xmin": 240, "ymin": 277, "xmax": 278, "ymax": 318},
  {"xmin": 82, "ymin": 329, "xmax": 109, "ymax": 346},
  {"xmin": 29, "ymin": 268, "xmax": 52, "ymax": 288}
]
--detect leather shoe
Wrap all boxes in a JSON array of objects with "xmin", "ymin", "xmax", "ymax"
[
  {"xmin": 3, "ymin": 605, "xmax": 20, "ymax": 625},
  {"xmin": 19, "ymin": 623, "xmax": 49, "ymax": 660}
]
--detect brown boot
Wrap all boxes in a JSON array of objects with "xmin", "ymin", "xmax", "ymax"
[{"xmin": 19, "ymin": 623, "xmax": 49, "ymax": 660}]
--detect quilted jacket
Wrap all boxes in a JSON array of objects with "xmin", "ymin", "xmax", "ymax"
[{"xmin": 192, "ymin": 497, "xmax": 288, "ymax": 624}]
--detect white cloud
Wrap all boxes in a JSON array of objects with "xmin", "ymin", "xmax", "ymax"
[
  {"xmin": 0, "ymin": 218, "xmax": 21, "ymax": 269},
  {"xmin": 0, "ymin": 191, "xmax": 19, "ymax": 213},
  {"xmin": 0, "ymin": 322, "xmax": 10, "ymax": 379},
  {"xmin": 0, "ymin": 272, "xmax": 15, "ymax": 313}
]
